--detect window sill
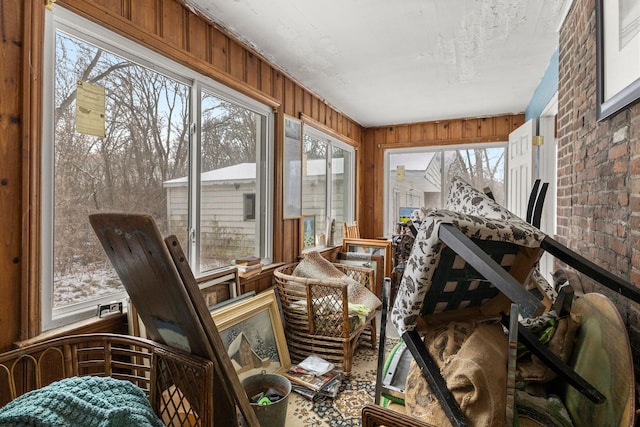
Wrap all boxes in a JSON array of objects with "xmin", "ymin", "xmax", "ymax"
[{"xmin": 15, "ymin": 313, "xmax": 128, "ymax": 349}]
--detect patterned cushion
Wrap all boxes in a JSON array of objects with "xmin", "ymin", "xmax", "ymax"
[
  {"xmin": 446, "ymin": 175, "xmax": 532, "ymax": 223},
  {"xmin": 391, "ymin": 208, "xmax": 545, "ymax": 335}
]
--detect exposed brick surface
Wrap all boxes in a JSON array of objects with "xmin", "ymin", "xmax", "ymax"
[{"xmin": 559, "ymin": 0, "xmax": 640, "ymax": 382}]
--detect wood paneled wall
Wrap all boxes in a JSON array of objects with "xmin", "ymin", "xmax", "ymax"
[{"xmin": 359, "ymin": 114, "xmax": 525, "ymax": 237}]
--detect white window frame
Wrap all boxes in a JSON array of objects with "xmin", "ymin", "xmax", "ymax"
[
  {"xmin": 302, "ymin": 125, "xmax": 355, "ymax": 247},
  {"xmin": 42, "ymin": 7, "xmax": 273, "ymax": 330},
  {"xmin": 383, "ymin": 142, "xmax": 508, "ymax": 236}
]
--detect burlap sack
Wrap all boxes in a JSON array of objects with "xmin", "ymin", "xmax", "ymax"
[
  {"xmin": 404, "ymin": 321, "xmax": 508, "ymax": 427},
  {"xmin": 517, "ymin": 313, "xmax": 581, "ymax": 383}
]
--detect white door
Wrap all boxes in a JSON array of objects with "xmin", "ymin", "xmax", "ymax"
[
  {"xmin": 507, "ymin": 119, "xmax": 535, "ymax": 219},
  {"xmin": 537, "ymin": 94, "xmax": 559, "ymax": 283}
]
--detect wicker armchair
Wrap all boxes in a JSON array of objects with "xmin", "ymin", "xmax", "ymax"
[
  {"xmin": 0, "ymin": 333, "xmax": 214, "ymax": 427},
  {"xmin": 274, "ymin": 262, "xmax": 377, "ymax": 376}
]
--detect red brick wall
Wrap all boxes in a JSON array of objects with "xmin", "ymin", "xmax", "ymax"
[{"xmin": 558, "ymin": 0, "xmax": 640, "ymax": 377}]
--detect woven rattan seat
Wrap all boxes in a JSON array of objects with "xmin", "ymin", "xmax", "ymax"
[{"xmin": 274, "ymin": 262, "xmax": 377, "ymax": 376}]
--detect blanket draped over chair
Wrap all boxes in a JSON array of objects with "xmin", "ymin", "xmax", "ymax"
[{"xmin": 0, "ymin": 376, "xmax": 164, "ymax": 427}]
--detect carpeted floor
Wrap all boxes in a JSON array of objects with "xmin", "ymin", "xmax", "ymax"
[{"xmin": 284, "ymin": 336, "xmax": 399, "ymax": 426}]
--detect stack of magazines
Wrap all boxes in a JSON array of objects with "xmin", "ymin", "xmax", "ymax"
[{"xmin": 284, "ymin": 355, "xmax": 343, "ymax": 401}]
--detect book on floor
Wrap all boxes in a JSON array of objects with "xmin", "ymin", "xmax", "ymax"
[
  {"xmin": 290, "ymin": 374, "xmax": 342, "ymax": 401},
  {"xmin": 284, "ymin": 355, "xmax": 343, "ymax": 401}
]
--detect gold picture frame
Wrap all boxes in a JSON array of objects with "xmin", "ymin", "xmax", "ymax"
[
  {"xmin": 211, "ymin": 290, "xmax": 291, "ymax": 380},
  {"xmin": 342, "ymin": 237, "xmax": 392, "ymax": 277}
]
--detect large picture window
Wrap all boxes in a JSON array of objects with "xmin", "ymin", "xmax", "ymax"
[
  {"xmin": 384, "ymin": 143, "xmax": 507, "ymax": 236},
  {"xmin": 42, "ymin": 8, "xmax": 273, "ymax": 329}
]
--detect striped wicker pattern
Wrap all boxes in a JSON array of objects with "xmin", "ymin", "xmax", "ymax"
[
  {"xmin": 274, "ymin": 263, "xmax": 377, "ymax": 376},
  {"xmin": 0, "ymin": 334, "xmax": 214, "ymax": 427}
]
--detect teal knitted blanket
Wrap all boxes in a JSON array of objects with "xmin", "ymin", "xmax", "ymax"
[{"xmin": 0, "ymin": 376, "xmax": 165, "ymax": 427}]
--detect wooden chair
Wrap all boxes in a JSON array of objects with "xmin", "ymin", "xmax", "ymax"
[
  {"xmin": 343, "ymin": 220, "xmax": 360, "ymax": 238},
  {"xmin": 89, "ymin": 213, "xmax": 260, "ymax": 426},
  {"xmin": 0, "ymin": 333, "xmax": 215, "ymax": 426},
  {"xmin": 273, "ymin": 262, "xmax": 377, "ymax": 376}
]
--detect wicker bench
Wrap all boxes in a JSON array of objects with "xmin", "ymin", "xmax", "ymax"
[{"xmin": 0, "ymin": 333, "xmax": 215, "ymax": 427}]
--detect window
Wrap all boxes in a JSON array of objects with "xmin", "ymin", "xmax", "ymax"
[
  {"xmin": 301, "ymin": 126, "xmax": 355, "ymax": 246},
  {"xmin": 243, "ymin": 194, "xmax": 256, "ymax": 220},
  {"xmin": 42, "ymin": 8, "xmax": 273, "ymax": 330},
  {"xmin": 384, "ymin": 143, "xmax": 507, "ymax": 235}
]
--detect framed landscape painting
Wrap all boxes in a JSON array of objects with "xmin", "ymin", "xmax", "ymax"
[{"xmin": 211, "ymin": 290, "xmax": 291, "ymax": 380}]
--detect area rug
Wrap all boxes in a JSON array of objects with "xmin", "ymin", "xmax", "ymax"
[{"xmin": 285, "ymin": 337, "xmax": 399, "ymax": 426}]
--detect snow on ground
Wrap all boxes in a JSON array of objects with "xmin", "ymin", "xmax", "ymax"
[{"xmin": 53, "ymin": 263, "xmax": 124, "ymax": 308}]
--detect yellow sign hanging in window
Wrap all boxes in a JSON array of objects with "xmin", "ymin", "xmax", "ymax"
[{"xmin": 76, "ymin": 81, "xmax": 106, "ymax": 137}]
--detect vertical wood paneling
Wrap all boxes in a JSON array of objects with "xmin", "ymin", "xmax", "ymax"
[
  {"xmin": 130, "ymin": 0, "xmax": 158, "ymax": 35},
  {"xmin": 244, "ymin": 52, "xmax": 259, "ymax": 90},
  {"xmin": 188, "ymin": 12, "xmax": 208, "ymax": 61},
  {"xmin": 161, "ymin": 0, "xmax": 185, "ymax": 50},
  {"xmin": 423, "ymin": 122, "xmax": 437, "ymax": 140},
  {"xmin": 437, "ymin": 122, "xmax": 449, "ymax": 139},
  {"xmin": 464, "ymin": 118, "xmax": 479, "ymax": 138},
  {"xmin": 92, "ymin": 0, "xmax": 125, "ymax": 16},
  {"xmin": 283, "ymin": 77, "xmax": 294, "ymax": 116},
  {"xmin": 0, "ymin": 0, "xmax": 28, "ymax": 350},
  {"xmin": 228, "ymin": 39, "xmax": 244, "ymax": 81},
  {"xmin": 478, "ymin": 117, "xmax": 494, "ymax": 137},
  {"xmin": 318, "ymin": 102, "xmax": 326, "ymax": 125},
  {"xmin": 397, "ymin": 125, "xmax": 409, "ymax": 143},
  {"xmin": 294, "ymin": 85, "xmax": 304, "ymax": 117},
  {"xmin": 259, "ymin": 61, "xmax": 273, "ymax": 97},
  {"xmin": 302, "ymin": 90, "xmax": 312, "ymax": 118},
  {"xmin": 449, "ymin": 120, "xmax": 462, "ymax": 140},
  {"xmin": 273, "ymin": 71, "xmax": 284, "ymax": 105},
  {"xmin": 210, "ymin": 30, "xmax": 228, "ymax": 73},
  {"xmin": 310, "ymin": 96, "xmax": 318, "ymax": 119}
]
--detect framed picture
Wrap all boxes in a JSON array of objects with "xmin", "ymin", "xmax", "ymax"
[
  {"xmin": 302, "ymin": 213, "xmax": 316, "ymax": 250},
  {"xmin": 283, "ymin": 115, "xmax": 302, "ymax": 218},
  {"xmin": 342, "ymin": 237, "xmax": 393, "ymax": 277},
  {"xmin": 211, "ymin": 290, "xmax": 291, "ymax": 380},
  {"xmin": 337, "ymin": 251, "xmax": 385, "ymax": 298},
  {"xmin": 596, "ymin": 0, "xmax": 640, "ymax": 120}
]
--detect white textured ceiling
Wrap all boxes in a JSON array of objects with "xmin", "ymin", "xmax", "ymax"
[{"xmin": 186, "ymin": 0, "xmax": 572, "ymax": 127}]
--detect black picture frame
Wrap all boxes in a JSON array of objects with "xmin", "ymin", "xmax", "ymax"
[{"xmin": 596, "ymin": 0, "xmax": 640, "ymax": 121}]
